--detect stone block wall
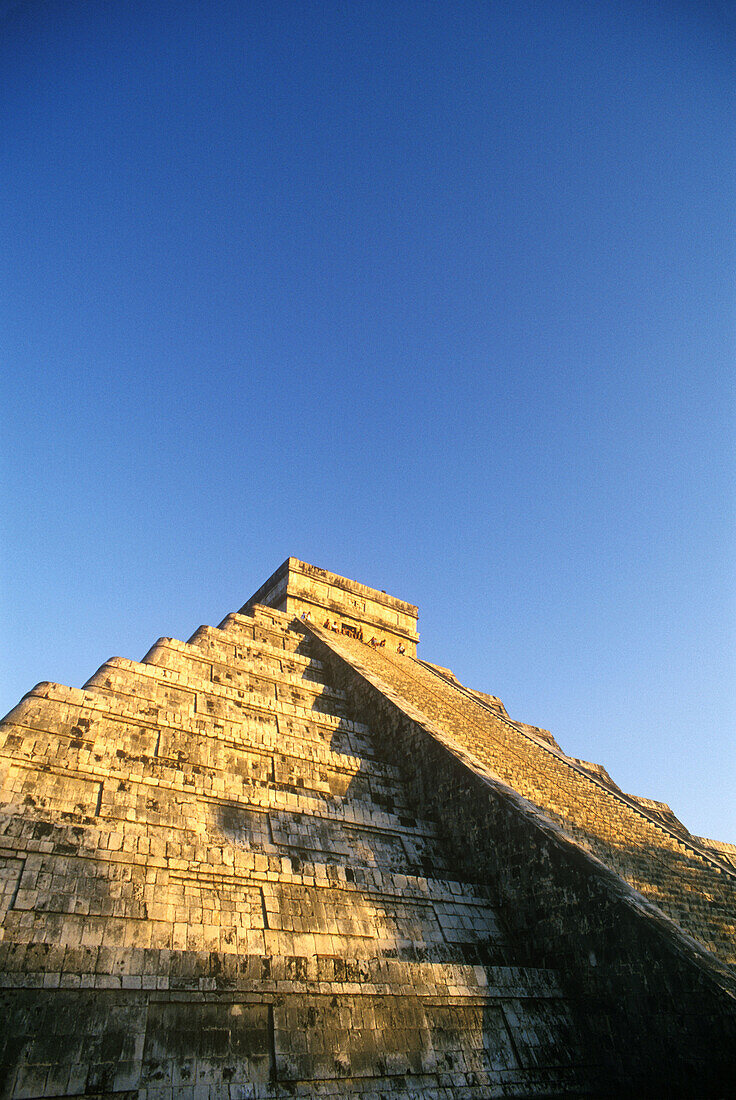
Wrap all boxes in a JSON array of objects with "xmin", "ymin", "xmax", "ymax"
[
  {"xmin": 0, "ymin": 603, "xmax": 599, "ymax": 1098},
  {"xmin": 243, "ymin": 559, "xmax": 420, "ymax": 654},
  {"xmin": 311, "ymin": 626, "xmax": 736, "ymax": 1096}
]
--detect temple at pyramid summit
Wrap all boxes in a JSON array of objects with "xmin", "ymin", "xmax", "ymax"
[{"xmin": 1, "ymin": 557, "xmax": 735, "ymax": 1098}]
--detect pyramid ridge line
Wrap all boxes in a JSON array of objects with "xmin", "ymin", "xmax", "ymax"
[{"xmin": 305, "ymin": 622, "xmax": 736, "ymax": 1001}]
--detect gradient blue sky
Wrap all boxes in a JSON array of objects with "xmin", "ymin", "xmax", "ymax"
[{"xmin": 1, "ymin": 1, "xmax": 734, "ymax": 841}]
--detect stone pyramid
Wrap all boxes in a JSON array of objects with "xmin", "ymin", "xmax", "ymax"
[{"xmin": 1, "ymin": 558, "xmax": 734, "ymax": 1099}]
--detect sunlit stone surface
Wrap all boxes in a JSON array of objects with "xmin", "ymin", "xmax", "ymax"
[{"xmin": 0, "ymin": 560, "xmax": 734, "ymax": 1097}]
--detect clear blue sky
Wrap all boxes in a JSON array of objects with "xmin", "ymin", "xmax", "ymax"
[{"xmin": 1, "ymin": 1, "xmax": 734, "ymax": 841}]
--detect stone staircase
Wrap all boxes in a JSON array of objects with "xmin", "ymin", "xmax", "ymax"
[{"xmin": 308, "ymin": 626, "xmax": 736, "ymax": 969}]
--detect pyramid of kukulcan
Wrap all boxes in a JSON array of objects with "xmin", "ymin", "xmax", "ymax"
[{"xmin": 0, "ymin": 558, "xmax": 734, "ymax": 1098}]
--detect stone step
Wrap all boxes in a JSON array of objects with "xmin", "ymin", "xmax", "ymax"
[
  {"xmin": 0, "ymin": 824, "xmax": 491, "ymax": 913},
  {"xmin": 144, "ymin": 637, "xmax": 341, "ymax": 699},
  {"xmin": 0, "ymin": 944, "xmax": 568, "ymax": 999},
  {"xmin": 0, "ymin": 753, "xmax": 448, "ymax": 859},
  {"xmin": 0, "ymin": 980, "xmax": 599, "ymax": 1099},
  {"xmin": 86, "ymin": 652, "xmax": 347, "ymax": 720},
  {"xmin": 0, "ymin": 687, "xmax": 396, "ymax": 783},
  {"xmin": 217, "ymin": 609, "xmax": 309, "ymax": 655}
]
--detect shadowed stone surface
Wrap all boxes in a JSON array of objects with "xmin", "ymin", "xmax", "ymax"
[{"xmin": 0, "ymin": 559, "xmax": 734, "ymax": 1097}]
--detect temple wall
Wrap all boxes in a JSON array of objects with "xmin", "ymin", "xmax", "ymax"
[{"xmin": 242, "ymin": 558, "xmax": 420, "ymax": 653}]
